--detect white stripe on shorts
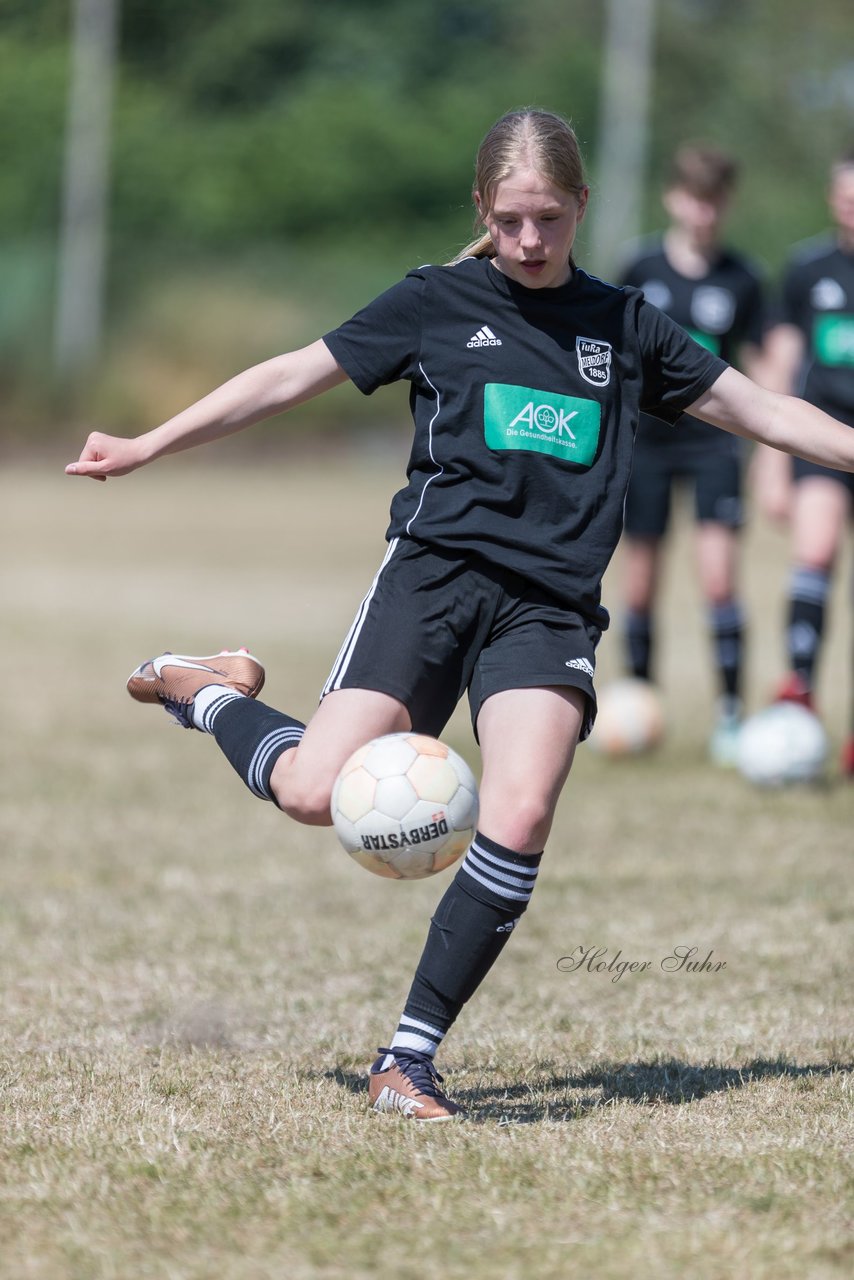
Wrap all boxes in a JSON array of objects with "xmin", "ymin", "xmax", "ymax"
[
  {"xmin": 321, "ymin": 537, "xmax": 400, "ymax": 697},
  {"xmin": 405, "ymin": 364, "xmax": 444, "ymax": 537}
]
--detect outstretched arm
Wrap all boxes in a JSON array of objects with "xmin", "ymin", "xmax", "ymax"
[
  {"xmin": 688, "ymin": 365, "xmax": 854, "ymax": 473},
  {"xmin": 65, "ymin": 339, "xmax": 349, "ymax": 481},
  {"xmin": 746, "ymin": 323, "xmax": 805, "ymax": 520}
]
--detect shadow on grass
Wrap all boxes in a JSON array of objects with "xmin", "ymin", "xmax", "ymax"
[{"xmin": 328, "ymin": 1058, "xmax": 852, "ymax": 1124}]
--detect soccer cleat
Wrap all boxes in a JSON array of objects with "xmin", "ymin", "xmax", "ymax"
[
  {"xmin": 368, "ymin": 1048, "xmax": 464, "ymax": 1122},
  {"xmin": 126, "ymin": 649, "xmax": 265, "ymax": 728},
  {"xmin": 773, "ymin": 672, "xmax": 815, "ymax": 713}
]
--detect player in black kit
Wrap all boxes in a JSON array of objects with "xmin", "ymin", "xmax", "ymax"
[
  {"xmin": 67, "ymin": 111, "xmax": 854, "ymax": 1119},
  {"xmin": 753, "ymin": 149, "xmax": 854, "ymax": 775},
  {"xmin": 618, "ymin": 145, "xmax": 766, "ymax": 765}
]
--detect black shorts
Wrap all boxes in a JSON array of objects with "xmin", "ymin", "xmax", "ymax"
[
  {"xmin": 320, "ymin": 537, "xmax": 601, "ymax": 740},
  {"xmin": 793, "ymin": 455, "xmax": 854, "ymax": 498},
  {"xmin": 624, "ymin": 442, "xmax": 743, "ymax": 538}
]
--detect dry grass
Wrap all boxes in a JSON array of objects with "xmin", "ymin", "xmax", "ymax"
[{"xmin": 1, "ymin": 454, "xmax": 852, "ymax": 1280}]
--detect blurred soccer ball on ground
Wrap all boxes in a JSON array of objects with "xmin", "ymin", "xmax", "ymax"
[
  {"xmin": 736, "ymin": 702, "xmax": 828, "ymax": 787},
  {"xmin": 586, "ymin": 678, "xmax": 665, "ymax": 756},
  {"xmin": 330, "ymin": 733, "xmax": 479, "ymax": 879}
]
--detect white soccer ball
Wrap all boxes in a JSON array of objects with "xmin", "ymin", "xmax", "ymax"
[
  {"xmin": 586, "ymin": 678, "xmax": 665, "ymax": 756},
  {"xmin": 330, "ymin": 733, "xmax": 479, "ymax": 879},
  {"xmin": 736, "ymin": 703, "xmax": 828, "ymax": 787}
]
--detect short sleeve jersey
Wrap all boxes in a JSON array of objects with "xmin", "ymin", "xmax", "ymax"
[
  {"xmin": 619, "ymin": 238, "xmax": 765, "ymax": 453},
  {"xmin": 323, "ymin": 256, "xmax": 726, "ymax": 626},
  {"xmin": 778, "ymin": 235, "xmax": 854, "ymax": 424}
]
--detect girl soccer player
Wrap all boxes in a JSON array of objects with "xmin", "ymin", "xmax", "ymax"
[{"xmin": 67, "ymin": 109, "xmax": 854, "ymax": 1120}]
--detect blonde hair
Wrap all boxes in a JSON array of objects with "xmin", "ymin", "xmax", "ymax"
[{"xmin": 448, "ymin": 109, "xmax": 587, "ymax": 266}]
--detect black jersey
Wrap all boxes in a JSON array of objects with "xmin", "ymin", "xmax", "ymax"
[
  {"xmin": 620, "ymin": 238, "xmax": 765, "ymax": 453},
  {"xmin": 779, "ymin": 235, "xmax": 854, "ymax": 423},
  {"xmin": 323, "ymin": 256, "xmax": 726, "ymax": 626}
]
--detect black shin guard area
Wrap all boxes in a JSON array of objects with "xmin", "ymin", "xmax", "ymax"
[
  {"xmin": 211, "ymin": 698, "xmax": 305, "ymax": 800},
  {"xmin": 402, "ymin": 833, "xmax": 542, "ymax": 1037}
]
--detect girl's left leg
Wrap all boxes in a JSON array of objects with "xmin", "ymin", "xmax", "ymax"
[{"xmin": 369, "ymin": 685, "xmax": 585, "ymax": 1120}]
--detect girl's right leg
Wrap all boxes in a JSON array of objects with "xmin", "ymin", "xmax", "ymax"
[
  {"xmin": 269, "ymin": 687, "xmax": 411, "ymax": 823},
  {"xmin": 127, "ymin": 650, "xmax": 410, "ymax": 824}
]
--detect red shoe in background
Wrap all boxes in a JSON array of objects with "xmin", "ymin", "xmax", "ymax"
[
  {"xmin": 774, "ymin": 672, "xmax": 816, "ymax": 713},
  {"xmin": 840, "ymin": 737, "xmax": 854, "ymax": 780}
]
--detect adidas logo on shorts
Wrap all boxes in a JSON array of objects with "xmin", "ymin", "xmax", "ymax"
[
  {"xmin": 467, "ymin": 325, "xmax": 502, "ymax": 348},
  {"xmin": 565, "ymin": 657, "xmax": 595, "ymax": 677}
]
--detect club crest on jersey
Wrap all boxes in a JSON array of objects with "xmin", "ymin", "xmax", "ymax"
[{"xmin": 576, "ymin": 337, "xmax": 612, "ymax": 387}]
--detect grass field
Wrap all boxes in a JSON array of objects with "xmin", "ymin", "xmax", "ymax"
[{"xmin": 1, "ymin": 452, "xmax": 852, "ymax": 1279}]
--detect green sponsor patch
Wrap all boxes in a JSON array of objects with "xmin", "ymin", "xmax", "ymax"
[
  {"xmin": 484, "ymin": 383, "xmax": 601, "ymax": 465},
  {"xmin": 686, "ymin": 328, "xmax": 721, "ymax": 356},
  {"xmin": 814, "ymin": 314, "xmax": 854, "ymax": 367}
]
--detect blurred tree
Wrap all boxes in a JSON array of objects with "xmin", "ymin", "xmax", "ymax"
[
  {"xmin": 1, "ymin": 0, "xmax": 851, "ymax": 423},
  {"xmin": 2, "ymin": 0, "xmax": 849, "ymax": 258}
]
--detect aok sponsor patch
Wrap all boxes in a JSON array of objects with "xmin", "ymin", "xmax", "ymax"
[
  {"xmin": 686, "ymin": 327, "xmax": 721, "ymax": 356},
  {"xmin": 484, "ymin": 383, "xmax": 601, "ymax": 465},
  {"xmin": 814, "ymin": 314, "xmax": 854, "ymax": 367}
]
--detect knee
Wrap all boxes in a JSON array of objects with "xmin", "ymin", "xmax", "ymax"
[
  {"xmin": 278, "ymin": 787, "xmax": 334, "ymax": 826},
  {"xmin": 706, "ymin": 586, "xmax": 737, "ymax": 610},
  {"xmin": 479, "ymin": 790, "xmax": 555, "ymax": 854},
  {"xmin": 269, "ymin": 764, "xmax": 333, "ymax": 827},
  {"xmin": 795, "ymin": 556, "xmax": 834, "ymax": 578}
]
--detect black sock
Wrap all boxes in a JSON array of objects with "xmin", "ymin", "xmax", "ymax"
[
  {"xmin": 709, "ymin": 599, "xmax": 745, "ymax": 701},
  {"xmin": 625, "ymin": 609, "xmax": 653, "ymax": 682},
  {"xmin": 197, "ymin": 692, "xmax": 304, "ymax": 801},
  {"xmin": 388, "ymin": 832, "xmax": 542, "ymax": 1059},
  {"xmin": 787, "ymin": 567, "xmax": 829, "ymax": 685}
]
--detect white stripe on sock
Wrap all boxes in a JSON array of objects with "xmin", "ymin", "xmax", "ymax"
[
  {"xmin": 399, "ymin": 1014, "xmax": 444, "ymax": 1038},
  {"xmin": 248, "ymin": 728, "xmax": 304, "ymax": 798},
  {"xmin": 462, "ymin": 844, "xmax": 540, "ymax": 897},
  {"xmin": 460, "ymin": 861, "xmax": 535, "ymax": 902},
  {"xmin": 391, "ymin": 1030, "xmax": 439, "ymax": 1055},
  {"xmin": 192, "ymin": 685, "xmax": 245, "ymax": 732}
]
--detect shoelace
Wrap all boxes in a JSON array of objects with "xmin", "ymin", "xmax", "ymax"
[
  {"xmin": 161, "ymin": 697, "xmax": 194, "ymax": 729},
  {"xmin": 377, "ymin": 1047, "xmax": 447, "ymax": 1098}
]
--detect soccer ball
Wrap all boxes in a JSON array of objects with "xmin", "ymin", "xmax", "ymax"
[
  {"xmin": 330, "ymin": 733, "xmax": 479, "ymax": 880},
  {"xmin": 586, "ymin": 678, "xmax": 665, "ymax": 756},
  {"xmin": 736, "ymin": 703, "xmax": 828, "ymax": 787}
]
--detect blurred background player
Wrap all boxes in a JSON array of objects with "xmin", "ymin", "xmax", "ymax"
[
  {"xmin": 753, "ymin": 149, "xmax": 854, "ymax": 776},
  {"xmin": 618, "ymin": 144, "xmax": 766, "ymax": 764}
]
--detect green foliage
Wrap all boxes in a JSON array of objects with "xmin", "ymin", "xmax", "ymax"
[{"xmin": 1, "ymin": 0, "xmax": 852, "ymax": 426}]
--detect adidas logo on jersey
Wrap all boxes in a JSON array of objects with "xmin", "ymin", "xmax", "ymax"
[{"xmin": 467, "ymin": 325, "xmax": 502, "ymax": 348}]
